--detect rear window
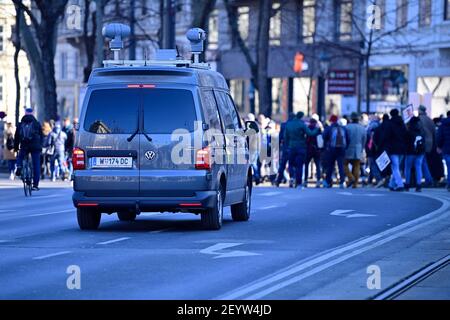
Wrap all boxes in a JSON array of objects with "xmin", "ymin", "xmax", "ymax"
[
  {"xmin": 143, "ymin": 89, "xmax": 196, "ymax": 133},
  {"xmin": 84, "ymin": 89, "xmax": 139, "ymax": 134}
]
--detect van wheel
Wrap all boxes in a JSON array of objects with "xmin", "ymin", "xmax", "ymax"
[
  {"xmin": 77, "ymin": 208, "xmax": 101, "ymax": 230},
  {"xmin": 231, "ymin": 182, "xmax": 251, "ymax": 221},
  {"xmin": 201, "ymin": 187, "xmax": 223, "ymax": 230},
  {"xmin": 117, "ymin": 211, "xmax": 137, "ymax": 221}
]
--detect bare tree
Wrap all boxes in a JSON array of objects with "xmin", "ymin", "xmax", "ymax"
[
  {"xmin": 13, "ymin": 0, "xmax": 69, "ymax": 121},
  {"xmin": 223, "ymin": 0, "xmax": 273, "ymax": 117},
  {"xmin": 12, "ymin": 2, "xmax": 22, "ymax": 126}
]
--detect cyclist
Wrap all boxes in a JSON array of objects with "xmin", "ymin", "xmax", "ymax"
[{"xmin": 14, "ymin": 107, "xmax": 43, "ymax": 191}]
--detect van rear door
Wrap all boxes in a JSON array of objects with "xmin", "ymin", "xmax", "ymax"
[
  {"xmin": 139, "ymin": 88, "xmax": 206, "ymax": 196},
  {"xmin": 76, "ymin": 88, "xmax": 140, "ymax": 197}
]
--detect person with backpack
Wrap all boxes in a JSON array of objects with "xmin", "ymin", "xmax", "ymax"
[
  {"xmin": 365, "ymin": 114, "xmax": 382, "ymax": 186},
  {"xmin": 383, "ymin": 108, "xmax": 408, "ymax": 191},
  {"xmin": 437, "ymin": 111, "xmax": 450, "ymax": 192},
  {"xmin": 304, "ymin": 117, "xmax": 323, "ymax": 188},
  {"xmin": 275, "ymin": 113, "xmax": 295, "ymax": 187},
  {"xmin": 14, "ymin": 108, "xmax": 43, "ymax": 190},
  {"xmin": 344, "ymin": 112, "xmax": 367, "ymax": 188},
  {"xmin": 3, "ymin": 122, "xmax": 16, "ymax": 180},
  {"xmin": 323, "ymin": 115, "xmax": 349, "ymax": 188},
  {"xmin": 49, "ymin": 123, "xmax": 68, "ymax": 182},
  {"xmin": 404, "ymin": 116, "xmax": 426, "ymax": 192},
  {"xmin": 283, "ymin": 111, "xmax": 319, "ymax": 188}
]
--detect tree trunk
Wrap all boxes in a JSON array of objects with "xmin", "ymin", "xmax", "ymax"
[
  {"xmin": 13, "ymin": 4, "xmax": 21, "ymax": 126},
  {"xmin": 95, "ymin": 0, "xmax": 104, "ymax": 66},
  {"xmin": 256, "ymin": 0, "xmax": 272, "ymax": 117}
]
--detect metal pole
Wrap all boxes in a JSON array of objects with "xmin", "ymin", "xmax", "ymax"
[{"xmin": 129, "ymin": 0, "xmax": 136, "ymax": 60}]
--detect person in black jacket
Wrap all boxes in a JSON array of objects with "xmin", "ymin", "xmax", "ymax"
[
  {"xmin": 437, "ymin": 111, "xmax": 450, "ymax": 191},
  {"xmin": 383, "ymin": 109, "xmax": 408, "ymax": 191},
  {"xmin": 14, "ymin": 108, "xmax": 43, "ymax": 190},
  {"xmin": 404, "ymin": 117, "xmax": 426, "ymax": 192}
]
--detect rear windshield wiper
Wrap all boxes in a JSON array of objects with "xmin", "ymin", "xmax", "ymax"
[
  {"xmin": 142, "ymin": 132, "xmax": 152, "ymax": 142},
  {"xmin": 127, "ymin": 129, "xmax": 139, "ymax": 142}
]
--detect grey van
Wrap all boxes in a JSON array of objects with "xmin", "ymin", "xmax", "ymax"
[{"xmin": 72, "ymin": 46, "xmax": 257, "ymax": 230}]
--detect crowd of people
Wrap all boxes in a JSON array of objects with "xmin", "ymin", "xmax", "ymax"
[
  {"xmin": 3, "ymin": 108, "xmax": 77, "ymax": 190},
  {"xmin": 246, "ymin": 105, "xmax": 450, "ymax": 192}
]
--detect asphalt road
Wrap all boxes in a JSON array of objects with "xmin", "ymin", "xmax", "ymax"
[{"xmin": 0, "ymin": 179, "xmax": 448, "ymax": 299}]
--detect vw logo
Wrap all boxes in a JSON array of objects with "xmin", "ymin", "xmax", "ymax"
[{"xmin": 145, "ymin": 150, "xmax": 156, "ymax": 161}]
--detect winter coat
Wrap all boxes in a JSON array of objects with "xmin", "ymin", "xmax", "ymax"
[
  {"xmin": 437, "ymin": 117, "xmax": 450, "ymax": 155},
  {"xmin": 306, "ymin": 123, "xmax": 322, "ymax": 157},
  {"xmin": 405, "ymin": 117, "xmax": 426, "ymax": 155},
  {"xmin": 3, "ymin": 128, "xmax": 16, "ymax": 160},
  {"xmin": 419, "ymin": 114, "xmax": 436, "ymax": 153},
  {"xmin": 50, "ymin": 127, "xmax": 68, "ymax": 152},
  {"xmin": 14, "ymin": 115, "xmax": 43, "ymax": 153},
  {"xmin": 383, "ymin": 115, "xmax": 408, "ymax": 155},
  {"xmin": 284, "ymin": 119, "xmax": 318, "ymax": 149},
  {"xmin": 323, "ymin": 123, "xmax": 349, "ymax": 150},
  {"xmin": 345, "ymin": 123, "xmax": 366, "ymax": 160}
]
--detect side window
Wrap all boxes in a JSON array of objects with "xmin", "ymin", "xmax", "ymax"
[
  {"xmin": 215, "ymin": 91, "xmax": 235, "ymax": 130},
  {"xmin": 200, "ymin": 90, "xmax": 222, "ymax": 131},
  {"xmin": 225, "ymin": 94, "xmax": 242, "ymax": 129}
]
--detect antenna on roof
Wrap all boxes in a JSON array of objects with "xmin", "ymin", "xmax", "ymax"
[
  {"xmin": 102, "ymin": 23, "xmax": 131, "ymax": 61},
  {"xmin": 186, "ymin": 28, "xmax": 206, "ymax": 64}
]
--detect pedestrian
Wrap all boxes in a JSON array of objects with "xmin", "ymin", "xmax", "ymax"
[
  {"xmin": 404, "ymin": 116, "xmax": 426, "ymax": 192},
  {"xmin": 284, "ymin": 111, "xmax": 318, "ymax": 188},
  {"xmin": 41, "ymin": 121, "xmax": 54, "ymax": 179},
  {"xmin": 49, "ymin": 123, "xmax": 68, "ymax": 181},
  {"xmin": 275, "ymin": 113, "xmax": 295, "ymax": 187},
  {"xmin": 366, "ymin": 114, "xmax": 382, "ymax": 186},
  {"xmin": 323, "ymin": 115, "xmax": 348, "ymax": 188},
  {"xmin": 14, "ymin": 107, "xmax": 43, "ymax": 190},
  {"xmin": 246, "ymin": 113, "xmax": 261, "ymax": 185},
  {"xmin": 383, "ymin": 109, "xmax": 408, "ymax": 191},
  {"xmin": 437, "ymin": 111, "xmax": 450, "ymax": 192},
  {"xmin": 304, "ymin": 117, "xmax": 322, "ymax": 188},
  {"xmin": 344, "ymin": 112, "xmax": 366, "ymax": 188},
  {"xmin": 63, "ymin": 117, "xmax": 75, "ymax": 176},
  {"xmin": 3, "ymin": 122, "xmax": 16, "ymax": 180},
  {"xmin": 418, "ymin": 105, "xmax": 436, "ymax": 187}
]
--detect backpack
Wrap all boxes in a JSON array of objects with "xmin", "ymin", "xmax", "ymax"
[
  {"xmin": 20, "ymin": 122, "xmax": 35, "ymax": 143},
  {"xmin": 330, "ymin": 126, "xmax": 346, "ymax": 148},
  {"xmin": 6, "ymin": 134, "xmax": 14, "ymax": 151},
  {"xmin": 413, "ymin": 134, "xmax": 425, "ymax": 154}
]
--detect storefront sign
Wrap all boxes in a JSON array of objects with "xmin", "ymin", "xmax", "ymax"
[{"xmin": 327, "ymin": 70, "xmax": 356, "ymax": 95}]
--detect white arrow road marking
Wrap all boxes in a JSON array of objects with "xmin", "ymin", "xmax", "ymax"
[
  {"xmin": 200, "ymin": 243, "xmax": 261, "ymax": 259},
  {"xmin": 330, "ymin": 210, "xmax": 376, "ymax": 218}
]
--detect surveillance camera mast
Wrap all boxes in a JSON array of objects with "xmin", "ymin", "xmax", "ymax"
[{"xmin": 101, "ymin": 23, "xmax": 210, "ymax": 69}]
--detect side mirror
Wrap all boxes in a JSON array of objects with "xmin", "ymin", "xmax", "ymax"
[{"xmin": 245, "ymin": 121, "xmax": 259, "ymax": 134}]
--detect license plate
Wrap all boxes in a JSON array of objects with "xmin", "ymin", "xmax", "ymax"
[{"xmin": 90, "ymin": 157, "xmax": 133, "ymax": 168}]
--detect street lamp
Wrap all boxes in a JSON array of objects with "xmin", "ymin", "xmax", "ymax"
[{"xmin": 317, "ymin": 51, "xmax": 331, "ymax": 121}]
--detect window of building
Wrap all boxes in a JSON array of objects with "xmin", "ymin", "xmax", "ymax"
[
  {"xmin": 270, "ymin": 3, "xmax": 281, "ymax": 46},
  {"xmin": 237, "ymin": 6, "xmax": 249, "ymax": 43},
  {"xmin": 60, "ymin": 52, "xmax": 67, "ymax": 80},
  {"xmin": 302, "ymin": 0, "xmax": 315, "ymax": 44},
  {"xmin": 419, "ymin": 0, "xmax": 432, "ymax": 26},
  {"xmin": 446, "ymin": 0, "xmax": 450, "ymax": 20},
  {"xmin": 0, "ymin": 25, "xmax": 4, "ymax": 52},
  {"xmin": 396, "ymin": 0, "xmax": 408, "ymax": 27},
  {"xmin": 0, "ymin": 75, "xmax": 3, "ymax": 104},
  {"xmin": 208, "ymin": 9, "xmax": 219, "ymax": 50},
  {"xmin": 339, "ymin": 0, "xmax": 353, "ymax": 41}
]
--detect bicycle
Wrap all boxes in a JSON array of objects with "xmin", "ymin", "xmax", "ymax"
[{"xmin": 22, "ymin": 153, "xmax": 33, "ymax": 197}]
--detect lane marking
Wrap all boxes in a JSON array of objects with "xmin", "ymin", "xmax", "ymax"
[
  {"xmin": 32, "ymin": 251, "xmax": 71, "ymax": 260},
  {"xmin": 330, "ymin": 209, "xmax": 376, "ymax": 218},
  {"xmin": 148, "ymin": 228, "xmax": 173, "ymax": 234},
  {"xmin": 256, "ymin": 205, "xmax": 282, "ymax": 211},
  {"xmin": 96, "ymin": 237, "xmax": 130, "ymax": 245},
  {"xmin": 257, "ymin": 191, "xmax": 282, "ymax": 197},
  {"xmin": 27, "ymin": 209, "xmax": 74, "ymax": 217},
  {"xmin": 200, "ymin": 243, "xmax": 261, "ymax": 259},
  {"xmin": 218, "ymin": 194, "xmax": 449, "ymax": 299}
]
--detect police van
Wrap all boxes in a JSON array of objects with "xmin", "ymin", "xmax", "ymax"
[{"xmin": 72, "ymin": 24, "xmax": 258, "ymax": 230}]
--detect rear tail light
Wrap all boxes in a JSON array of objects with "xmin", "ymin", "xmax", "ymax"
[
  {"xmin": 195, "ymin": 147, "xmax": 211, "ymax": 170},
  {"xmin": 72, "ymin": 148, "xmax": 85, "ymax": 170}
]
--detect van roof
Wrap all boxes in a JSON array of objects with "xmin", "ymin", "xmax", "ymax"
[{"xmin": 88, "ymin": 65, "xmax": 229, "ymax": 90}]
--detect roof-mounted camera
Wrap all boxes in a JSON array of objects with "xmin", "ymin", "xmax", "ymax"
[
  {"xmin": 102, "ymin": 23, "xmax": 131, "ymax": 60},
  {"xmin": 186, "ymin": 28, "xmax": 207, "ymax": 64}
]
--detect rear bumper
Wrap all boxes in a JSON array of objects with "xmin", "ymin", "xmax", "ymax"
[{"xmin": 72, "ymin": 190, "xmax": 216, "ymax": 212}]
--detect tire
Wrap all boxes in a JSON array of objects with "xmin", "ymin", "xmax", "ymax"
[
  {"xmin": 77, "ymin": 208, "xmax": 101, "ymax": 230},
  {"xmin": 117, "ymin": 211, "xmax": 137, "ymax": 221},
  {"xmin": 201, "ymin": 187, "xmax": 224, "ymax": 230},
  {"xmin": 231, "ymin": 181, "xmax": 252, "ymax": 221}
]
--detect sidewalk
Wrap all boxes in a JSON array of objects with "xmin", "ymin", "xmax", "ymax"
[
  {"xmin": 0, "ymin": 172, "xmax": 72, "ymax": 189},
  {"xmin": 301, "ymin": 189, "xmax": 450, "ymax": 299}
]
